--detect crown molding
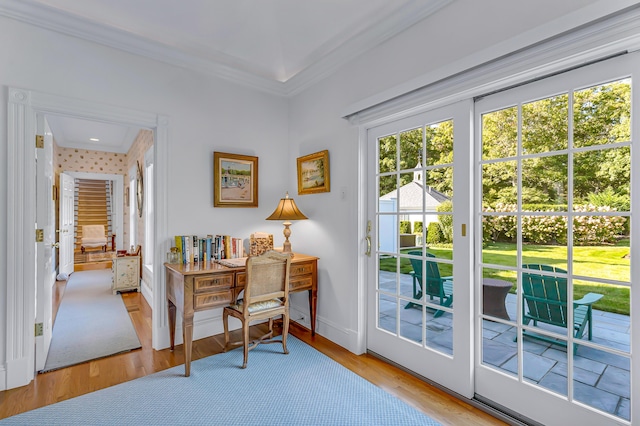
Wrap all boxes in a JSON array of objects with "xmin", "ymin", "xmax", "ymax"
[
  {"xmin": 0, "ymin": 0, "xmax": 287, "ymax": 96},
  {"xmin": 283, "ymin": 0, "xmax": 452, "ymax": 96},
  {"xmin": 0, "ymin": 0, "xmax": 451, "ymax": 98}
]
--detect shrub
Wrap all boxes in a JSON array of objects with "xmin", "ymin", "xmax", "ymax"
[
  {"xmin": 413, "ymin": 221, "xmax": 423, "ymax": 234},
  {"xmin": 483, "ymin": 203, "xmax": 627, "ymax": 245},
  {"xmin": 427, "ymin": 222, "xmax": 443, "ymax": 244},
  {"xmin": 437, "ymin": 201, "xmax": 453, "ymax": 243},
  {"xmin": 399, "ymin": 221, "xmax": 411, "ymax": 234}
]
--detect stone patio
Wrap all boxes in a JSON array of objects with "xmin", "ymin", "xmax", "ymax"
[{"xmin": 377, "ymin": 271, "xmax": 631, "ymax": 421}]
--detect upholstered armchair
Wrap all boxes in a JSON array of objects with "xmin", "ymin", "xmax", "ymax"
[{"xmin": 80, "ymin": 224, "xmax": 107, "ymax": 253}]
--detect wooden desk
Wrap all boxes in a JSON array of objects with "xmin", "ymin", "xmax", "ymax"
[{"xmin": 165, "ymin": 253, "xmax": 318, "ymax": 376}]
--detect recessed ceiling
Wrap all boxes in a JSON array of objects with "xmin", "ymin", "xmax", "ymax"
[
  {"xmin": 15, "ymin": 0, "xmax": 451, "ymax": 90},
  {"xmin": 46, "ymin": 115, "xmax": 142, "ymax": 153}
]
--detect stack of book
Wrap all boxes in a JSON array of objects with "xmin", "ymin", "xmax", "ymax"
[{"xmin": 172, "ymin": 235, "xmax": 244, "ymax": 264}]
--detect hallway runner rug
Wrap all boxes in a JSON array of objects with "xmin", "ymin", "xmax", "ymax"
[
  {"xmin": 4, "ymin": 336, "xmax": 441, "ymax": 425},
  {"xmin": 42, "ymin": 269, "xmax": 141, "ymax": 372}
]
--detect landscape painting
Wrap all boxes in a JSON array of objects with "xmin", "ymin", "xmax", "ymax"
[
  {"xmin": 213, "ymin": 152, "xmax": 258, "ymax": 207},
  {"xmin": 297, "ymin": 150, "xmax": 330, "ymax": 195}
]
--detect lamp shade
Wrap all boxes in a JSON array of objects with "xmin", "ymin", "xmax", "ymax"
[{"xmin": 266, "ymin": 193, "xmax": 308, "ymax": 221}]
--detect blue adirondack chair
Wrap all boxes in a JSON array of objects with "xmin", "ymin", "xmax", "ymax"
[
  {"xmin": 405, "ymin": 251, "xmax": 453, "ymax": 317},
  {"xmin": 517, "ymin": 264, "xmax": 603, "ymax": 351}
]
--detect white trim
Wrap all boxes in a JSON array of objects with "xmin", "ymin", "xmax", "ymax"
[
  {"xmin": 343, "ymin": 1, "xmax": 640, "ymax": 123},
  {"xmin": 5, "ymin": 87, "xmax": 169, "ymax": 390}
]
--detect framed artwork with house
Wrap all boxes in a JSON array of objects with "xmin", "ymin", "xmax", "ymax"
[{"xmin": 213, "ymin": 151, "xmax": 258, "ymax": 207}]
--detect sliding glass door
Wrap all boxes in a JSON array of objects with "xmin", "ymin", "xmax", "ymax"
[{"xmin": 366, "ymin": 101, "xmax": 473, "ymax": 396}]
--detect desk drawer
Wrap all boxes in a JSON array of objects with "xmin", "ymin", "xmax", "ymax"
[
  {"xmin": 236, "ymin": 272, "xmax": 246, "ymax": 287},
  {"xmin": 194, "ymin": 290, "xmax": 233, "ymax": 310},
  {"xmin": 290, "ymin": 261, "xmax": 314, "ymax": 277},
  {"xmin": 290, "ymin": 275, "xmax": 313, "ymax": 291},
  {"xmin": 194, "ymin": 274, "xmax": 234, "ymax": 293}
]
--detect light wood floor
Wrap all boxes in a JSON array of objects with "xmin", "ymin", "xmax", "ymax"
[{"xmin": 0, "ymin": 280, "xmax": 507, "ymax": 425}]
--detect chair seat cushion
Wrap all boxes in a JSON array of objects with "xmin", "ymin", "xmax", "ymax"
[
  {"xmin": 229, "ymin": 298, "xmax": 283, "ymax": 313},
  {"xmin": 82, "ymin": 237, "xmax": 107, "ymax": 246}
]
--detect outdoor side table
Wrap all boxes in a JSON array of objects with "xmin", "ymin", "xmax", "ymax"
[{"xmin": 483, "ymin": 278, "xmax": 512, "ymax": 320}]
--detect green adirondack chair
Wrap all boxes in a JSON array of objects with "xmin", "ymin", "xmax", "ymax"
[
  {"xmin": 405, "ymin": 251, "xmax": 453, "ymax": 317},
  {"xmin": 517, "ymin": 264, "xmax": 603, "ymax": 351}
]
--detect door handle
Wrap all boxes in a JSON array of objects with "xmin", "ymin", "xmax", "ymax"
[
  {"xmin": 51, "ymin": 242, "xmax": 60, "ymax": 248},
  {"xmin": 365, "ymin": 220, "xmax": 372, "ymax": 257}
]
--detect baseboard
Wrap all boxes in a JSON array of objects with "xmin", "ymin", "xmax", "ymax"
[{"xmin": 0, "ymin": 364, "xmax": 6, "ymax": 391}]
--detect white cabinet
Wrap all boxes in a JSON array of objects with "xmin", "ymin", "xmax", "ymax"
[{"xmin": 112, "ymin": 255, "xmax": 140, "ymax": 294}]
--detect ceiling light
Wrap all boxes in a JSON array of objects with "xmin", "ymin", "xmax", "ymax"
[{"xmin": 89, "ymin": 138, "xmax": 100, "ymax": 142}]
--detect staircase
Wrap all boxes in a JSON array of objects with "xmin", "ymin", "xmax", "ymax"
[{"xmin": 74, "ymin": 179, "xmax": 113, "ymax": 252}]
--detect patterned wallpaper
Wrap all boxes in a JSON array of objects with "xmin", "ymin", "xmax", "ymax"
[{"xmin": 55, "ymin": 148, "xmax": 127, "ymax": 174}]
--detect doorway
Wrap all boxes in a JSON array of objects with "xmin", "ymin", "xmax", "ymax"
[{"xmin": 5, "ymin": 87, "xmax": 168, "ymax": 390}]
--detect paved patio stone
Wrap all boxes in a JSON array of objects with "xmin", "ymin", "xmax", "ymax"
[
  {"xmin": 597, "ymin": 365, "xmax": 630, "ymax": 399},
  {"xmin": 576, "ymin": 344, "xmax": 630, "ymax": 371},
  {"xmin": 482, "ymin": 339, "xmax": 516, "ymax": 367},
  {"xmin": 551, "ymin": 362, "xmax": 599, "ymax": 386},
  {"xmin": 502, "ymin": 351, "xmax": 557, "ymax": 382},
  {"xmin": 573, "ymin": 380, "xmax": 620, "ymax": 415},
  {"xmin": 617, "ymin": 398, "xmax": 630, "ymax": 421},
  {"xmin": 537, "ymin": 370, "xmax": 568, "ymax": 396},
  {"xmin": 543, "ymin": 347, "xmax": 606, "ymax": 375}
]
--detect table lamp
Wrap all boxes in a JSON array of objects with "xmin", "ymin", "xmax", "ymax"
[{"xmin": 266, "ymin": 192, "xmax": 308, "ymax": 254}]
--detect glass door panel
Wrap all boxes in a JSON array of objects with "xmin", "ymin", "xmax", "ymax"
[
  {"xmin": 367, "ymin": 103, "xmax": 472, "ymax": 396},
  {"xmin": 476, "ymin": 58, "xmax": 634, "ymax": 423}
]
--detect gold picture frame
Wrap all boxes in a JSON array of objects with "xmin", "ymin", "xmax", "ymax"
[
  {"xmin": 213, "ymin": 151, "xmax": 258, "ymax": 207},
  {"xmin": 297, "ymin": 150, "xmax": 330, "ymax": 195}
]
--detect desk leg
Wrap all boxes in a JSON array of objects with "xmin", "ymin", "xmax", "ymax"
[
  {"xmin": 183, "ymin": 314, "xmax": 194, "ymax": 377},
  {"xmin": 309, "ymin": 288, "xmax": 317, "ymax": 336},
  {"xmin": 167, "ymin": 299, "xmax": 176, "ymax": 351}
]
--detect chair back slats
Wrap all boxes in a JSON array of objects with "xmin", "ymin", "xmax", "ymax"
[
  {"xmin": 408, "ymin": 251, "xmax": 445, "ymax": 298},
  {"xmin": 522, "ymin": 264, "xmax": 568, "ymax": 328}
]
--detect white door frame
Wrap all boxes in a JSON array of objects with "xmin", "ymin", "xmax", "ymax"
[
  {"xmin": 59, "ymin": 172, "xmax": 75, "ymax": 276},
  {"xmin": 34, "ymin": 113, "xmax": 55, "ymax": 371},
  {"xmin": 5, "ymin": 87, "xmax": 169, "ymax": 390}
]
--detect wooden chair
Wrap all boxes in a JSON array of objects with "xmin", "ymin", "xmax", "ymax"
[
  {"xmin": 518, "ymin": 264, "xmax": 603, "ymax": 351},
  {"xmin": 223, "ymin": 251, "xmax": 292, "ymax": 368},
  {"xmin": 80, "ymin": 224, "xmax": 107, "ymax": 253},
  {"xmin": 405, "ymin": 251, "xmax": 453, "ymax": 317}
]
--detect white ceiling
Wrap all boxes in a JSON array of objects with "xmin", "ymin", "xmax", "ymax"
[
  {"xmin": 46, "ymin": 115, "xmax": 142, "ymax": 154},
  {"xmin": 7, "ymin": 0, "xmax": 451, "ymax": 152}
]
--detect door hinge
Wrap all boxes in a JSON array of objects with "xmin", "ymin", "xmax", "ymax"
[
  {"xmin": 35, "ymin": 135, "xmax": 44, "ymax": 149},
  {"xmin": 35, "ymin": 322, "xmax": 43, "ymax": 337},
  {"xmin": 36, "ymin": 229, "xmax": 44, "ymax": 242}
]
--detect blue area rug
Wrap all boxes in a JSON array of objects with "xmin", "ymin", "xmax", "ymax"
[{"xmin": 2, "ymin": 337, "xmax": 441, "ymax": 425}]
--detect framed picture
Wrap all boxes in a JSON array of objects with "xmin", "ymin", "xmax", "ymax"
[
  {"xmin": 136, "ymin": 161, "xmax": 144, "ymax": 217},
  {"xmin": 213, "ymin": 151, "xmax": 258, "ymax": 207},
  {"xmin": 297, "ymin": 150, "xmax": 330, "ymax": 195}
]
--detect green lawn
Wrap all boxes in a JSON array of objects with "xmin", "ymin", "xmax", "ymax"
[{"xmin": 379, "ymin": 242, "xmax": 630, "ymax": 315}]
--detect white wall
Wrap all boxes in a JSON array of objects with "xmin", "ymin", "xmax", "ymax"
[{"xmin": 0, "ymin": 16, "xmax": 288, "ymax": 370}]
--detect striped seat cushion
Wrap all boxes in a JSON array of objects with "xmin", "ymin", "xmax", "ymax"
[{"xmin": 229, "ymin": 299, "xmax": 283, "ymax": 313}]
